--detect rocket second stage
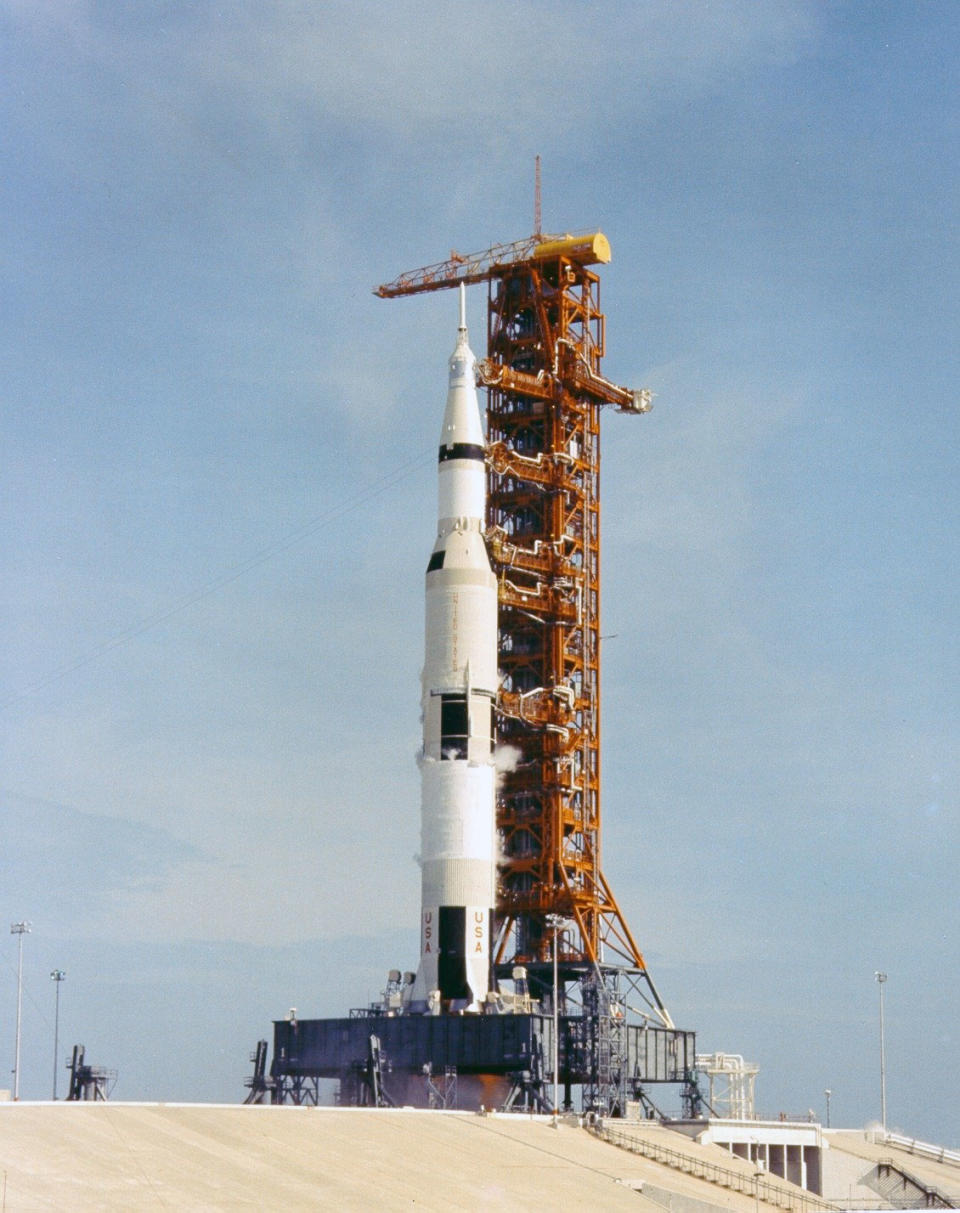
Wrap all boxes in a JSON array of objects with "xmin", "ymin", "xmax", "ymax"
[{"xmin": 407, "ymin": 287, "xmax": 498, "ymax": 1013}]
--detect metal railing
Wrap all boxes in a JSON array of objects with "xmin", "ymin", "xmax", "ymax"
[
  {"xmin": 827, "ymin": 1199, "xmax": 958, "ymax": 1210},
  {"xmin": 879, "ymin": 1134, "xmax": 960, "ymax": 1171},
  {"xmin": 593, "ymin": 1122, "xmax": 837, "ymax": 1213}
]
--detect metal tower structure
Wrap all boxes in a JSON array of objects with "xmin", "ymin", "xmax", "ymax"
[
  {"xmin": 66, "ymin": 1044, "xmax": 116, "ymax": 1101},
  {"xmin": 377, "ymin": 229, "xmax": 672, "ymax": 1040},
  {"xmin": 695, "ymin": 1052, "xmax": 759, "ymax": 1119},
  {"xmin": 259, "ymin": 221, "xmax": 700, "ymax": 1118}
]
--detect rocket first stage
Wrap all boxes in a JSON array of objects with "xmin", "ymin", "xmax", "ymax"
[{"xmin": 406, "ymin": 287, "xmax": 498, "ymax": 1013}]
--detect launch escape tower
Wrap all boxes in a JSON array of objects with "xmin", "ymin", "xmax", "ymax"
[{"xmin": 258, "ymin": 224, "xmax": 697, "ymax": 1116}]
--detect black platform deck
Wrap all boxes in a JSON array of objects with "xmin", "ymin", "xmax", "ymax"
[{"xmin": 272, "ymin": 1013, "xmax": 694, "ymax": 1085}]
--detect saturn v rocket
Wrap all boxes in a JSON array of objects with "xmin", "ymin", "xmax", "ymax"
[{"xmin": 406, "ymin": 287, "xmax": 498, "ymax": 1013}]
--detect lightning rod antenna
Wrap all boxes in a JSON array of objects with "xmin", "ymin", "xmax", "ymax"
[{"xmin": 534, "ymin": 155, "xmax": 542, "ymax": 238}]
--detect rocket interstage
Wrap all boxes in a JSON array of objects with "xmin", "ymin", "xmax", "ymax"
[{"xmin": 407, "ymin": 287, "xmax": 498, "ymax": 1013}]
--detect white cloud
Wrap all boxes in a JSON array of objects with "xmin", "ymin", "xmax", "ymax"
[{"xmin": 3, "ymin": 2, "xmax": 820, "ymax": 152}]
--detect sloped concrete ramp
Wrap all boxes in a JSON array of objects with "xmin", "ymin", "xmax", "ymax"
[
  {"xmin": 822, "ymin": 1129, "xmax": 960, "ymax": 1207},
  {"xmin": 15, "ymin": 1104, "xmax": 957, "ymax": 1211},
  {"xmin": 0, "ymin": 1103, "xmax": 686, "ymax": 1210}
]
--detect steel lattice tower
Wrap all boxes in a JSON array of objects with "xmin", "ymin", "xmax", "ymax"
[{"xmin": 481, "ymin": 250, "xmax": 663, "ymax": 1013}]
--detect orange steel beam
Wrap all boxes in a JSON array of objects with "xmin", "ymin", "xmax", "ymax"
[
  {"xmin": 375, "ymin": 237, "xmax": 544, "ymax": 297},
  {"xmin": 374, "ymin": 231, "xmax": 611, "ymax": 299}
]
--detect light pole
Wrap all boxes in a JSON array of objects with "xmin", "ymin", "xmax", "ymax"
[
  {"xmin": 874, "ymin": 971, "xmax": 887, "ymax": 1133},
  {"xmin": 545, "ymin": 913, "xmax": 564, "ymax": 1123},
  {"xmin": 10, "ymin": 922, "xmax": 31, "ymax": 1100},
  {"xmin": 50, "ymin": 971, "xmax": 66, "ymax": 1100}
]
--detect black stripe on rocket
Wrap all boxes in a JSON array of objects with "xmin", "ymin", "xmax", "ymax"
[{"xmin": 438, "ymin": 442, "xmax": 485, "ymax": 463}]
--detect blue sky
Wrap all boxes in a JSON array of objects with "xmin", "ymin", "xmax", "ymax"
[{"xmin": 1, "ymin": 1, "xmax": 957, "ymax": 1138}]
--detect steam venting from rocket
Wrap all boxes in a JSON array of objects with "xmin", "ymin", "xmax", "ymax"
[{"xmin": 493, "ymin": 743, "xmax": 522, "ymax": 791}]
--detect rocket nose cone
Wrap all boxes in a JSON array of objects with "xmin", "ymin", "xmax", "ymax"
[{"xmin": 440, "ymin": 294, "xmax": 483, "ymax": 449}]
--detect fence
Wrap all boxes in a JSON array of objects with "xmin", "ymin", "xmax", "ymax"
[
  {"xmin": 878, "ymin": 1134, "xmax": 960, "ymax": 1172},
  {"xmin": 594, "ymin": 1122, "xmax": 836, "ymax": 1213}
]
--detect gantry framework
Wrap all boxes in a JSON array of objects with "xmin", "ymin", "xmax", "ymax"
[{"xmin": 377, "ymin": 231, "xmax": 671, "ymax": 1034}]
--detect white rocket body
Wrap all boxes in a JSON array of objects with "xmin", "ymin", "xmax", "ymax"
[{"xmin": 407, "ymin": 288, "xmax": 498, "ymax": 1013}]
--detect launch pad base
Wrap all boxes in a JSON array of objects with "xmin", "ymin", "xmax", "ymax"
[{"xmin": 268, "ymin": 1013, "xmax": 696, "ymax": 1113}]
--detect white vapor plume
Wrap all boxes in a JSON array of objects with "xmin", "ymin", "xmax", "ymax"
[{"xmin": 493, "ymin": 744, "xmax": 523, "ymax": 792}]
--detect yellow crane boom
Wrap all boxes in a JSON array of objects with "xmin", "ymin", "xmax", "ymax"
[{"xmin": 374, "ymin": 231, "xmax": 611, "ymax": 298}]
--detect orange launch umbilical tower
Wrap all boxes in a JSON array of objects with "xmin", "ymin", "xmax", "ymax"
[{"xmin": 377, "ymin": 227, "xmax": 671, "ymax": 1034}]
